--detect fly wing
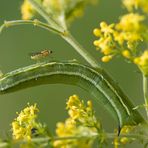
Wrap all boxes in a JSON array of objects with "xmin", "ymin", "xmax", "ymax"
[{"xmin": 29, "ymin": 51, "xmax": 41, "ymax": 57}]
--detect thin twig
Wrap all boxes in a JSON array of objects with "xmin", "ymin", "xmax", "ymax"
[
  {"xmin": 143, "ymin": 74, "xmax": 148, "ymax": 119},
  {"xmin": 62, "ymin": 32, "xmax": 101, "ymax": 69},
  {"xmin": 0, "ymin": 20, "xmax": 63, "ymax": 35}
]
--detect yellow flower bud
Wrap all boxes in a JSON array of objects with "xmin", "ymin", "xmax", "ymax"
[
  {"xmin": 56, "ymin": 122, "xmax": 64, "ymax": 128},
  {"xmin": 113, "ymin": 137, "xmax": 120, "ymax": 148},
  {"xmin": 87, "ymin": 101, "xmax": 92, "ymax": 108},
  {"xmin": 134, "ymin": 51, "xmax": 148, "ymax": 75},
  {"xmin": 93, "ymin": 28, "xmax": 101, "ymax": 37},
  {"xmin": 101, "ymin": 47, "xmax": 112, "ymax": 55},
  {"xmin": 72, "ymin": 94, "xmax": 79, "ymax": 99},
  {"xmin": 120, "ymin": 137, "xmax": 129, "ymax": 144},
  {"xmin": 100, "ymin": 22, "xmax": 107, "ymax": 28},
  {"xmin": 134, "ymin": 57, "xmax": 141, "ymax": 64},
  {"xmin": 139, "ymin": 59, "xmax": 147, "ymax": 66},
  {"xmin": 121, "ymin": 125, "xmax": 134, "ymax": 134},
  {"xmin": 122, "ymin": 50, "xmax": 131, "ymax": 58},
  {"xmin": 93, "ymin": 40, "xmax": 100, "ymax": 46},
  {"xmin": 101, "ymin": 55, "xmax": 112, "ymax": 62}
]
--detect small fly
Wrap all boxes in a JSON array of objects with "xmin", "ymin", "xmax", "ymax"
[{"xmin": 30, "ymin": 49, "xmax": 53, "ymax": 61}]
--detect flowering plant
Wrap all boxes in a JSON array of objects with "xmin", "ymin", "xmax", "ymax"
[{"xmin": 0, "ymin": 0, "xmax": 148, "ymax": 147}]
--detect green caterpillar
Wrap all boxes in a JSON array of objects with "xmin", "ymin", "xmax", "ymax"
[{"xmin": 0, "ymin": 61, "xmax": 144, "ymax": 130}]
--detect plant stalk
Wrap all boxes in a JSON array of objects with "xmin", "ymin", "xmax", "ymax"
[
  {"xmin": 0, "ymin": 20, "xmax": 63, "ymax": 35},
  {"xmin": 143, "ymin": 74, "xmax": 148, "ymax": 119},
  {"xmin": 62, "ymin": 32, "xmax": 101, "ymax": 69},
  {"xmin": 0, "ymin": 132, "xmax": 148, "ymax": 148}
]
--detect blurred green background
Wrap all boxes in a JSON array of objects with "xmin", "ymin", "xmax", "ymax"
[{"xmin": 0, "ymin": 0, "xmax": 144, "ymax": 147}]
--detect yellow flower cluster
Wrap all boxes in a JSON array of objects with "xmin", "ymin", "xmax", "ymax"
[
  {"xmin": 93, "ymin": 13, "xmax": 145, "ymax": 62},
  {"xmin": 54, "ymin": 95, "xmax": 100, "ymax": 148},
  {"xmin": 114, "ymin": 13, "xmax": 144, "ymax": 50},
  {"xmin": 93, "ymin": 22, "xmax": 115, "ymax": 62},
  {"xmin": 21, "ymin": 0, "xmax": 98, "ymax": 25},
  {"xmin": 21, "ymin": 0, "xmax": 35, "ymax": 20},
  {"xmin": 134, "ymin": 50, "xmax": 148, "ymax": 76},
  {"xmin": 66, "ymin": 95, "xmax": 99, "ymax": 126},
  {"xmin": 11, "ymin": 104, "xmax": 41, "ymax": 140},
  {"xmin": 123, "ymin": 0, "xmax": 148, "ymax": 13},
  {"xmin": 54, "ymin": 119, "xmax": 96, "ymax": 148},
  {"xmin": 113, "ymin": 125, "xmax": 135, "ymax": 148},
  {"xmin": 116, "ymin": 13, "xmax": 144, "ymax": 32},
  {"xmin": 93, "ymin": 0, "xmax": 148, "ymax": 75}
]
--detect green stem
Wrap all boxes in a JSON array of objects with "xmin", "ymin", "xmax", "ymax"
[
  {"xmin": 0, "ymin": 132, "xmax": 148, "ymax": 148},
  {"xmin": 0, "ymin": 135, "xmax": 98, "ymax": 148},
  {"xmin": 0, "ymin": 143, "xmax": 8, "ymax": 148},
  {"xmin": 62, "ymin": 32, "xmax": 101, "ymax": 69},
  {"xmin": 143, "ymin": 74, "xmax": 148, "ymax": 119},
  {"xmin": 0, "ymin": 20, "xmax": 63, "ymax": 35}
]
